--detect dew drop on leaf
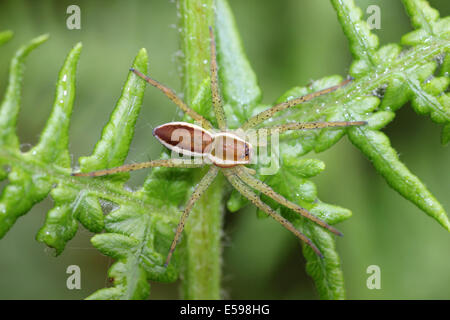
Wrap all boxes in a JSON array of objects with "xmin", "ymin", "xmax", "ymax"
[
  {"xmin": 19, "ymin": 143, "xmax": 32, "ymax": 152},
  {"xmin": 99, "ymin": 199, "xmax": 119, "ymax": 215}
]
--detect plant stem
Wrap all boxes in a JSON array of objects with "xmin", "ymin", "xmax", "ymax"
[{"xmin": 178, "ymin": 0, "xmax": 224, "ymax": 299}]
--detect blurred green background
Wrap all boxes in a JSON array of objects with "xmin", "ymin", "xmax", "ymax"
[{"xmin": 0, "ymin": 0, "xmax": 449, "ymax": 299}]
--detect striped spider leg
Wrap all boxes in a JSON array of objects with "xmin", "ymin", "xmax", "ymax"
[{"xmin": 72, "ymin": 26, "xmax": 366, "ymax": 267}]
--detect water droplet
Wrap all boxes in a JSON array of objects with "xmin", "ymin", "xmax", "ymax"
[
  {"xmin": 20, "ymin": 143, "xmax": 32, "ymax": 152},
  {"xmin": 99, "ymin": 199, "xmax": 119, "ymax": 214}
]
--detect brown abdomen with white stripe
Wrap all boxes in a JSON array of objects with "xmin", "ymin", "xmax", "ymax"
[{"xmin": 153, "ymin": 122, "xmax": 214, "ymax": 156}]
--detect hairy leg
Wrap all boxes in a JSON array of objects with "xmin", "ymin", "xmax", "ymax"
[
  {"xmin": 71, "ymin": 159, "xmax": 204, "ymax": 177},
  {"xmin": 223, "ymin": 168, "xmax": 323, "ymax": 257},
  {"xmin": 261, "ymin": 120, "xmax": 367, "ymax": 135},
  {"xmin": 241, "ymin": 78, "xmax": 353, "ymax": 130},
  {"xmin": 165, "ymin": 166, "xmax": 219, "ymax": 266},
  {"xmin": 242, "ymin": 166, "xmax": 256, "ymax": 175},
  {"xmin": 208, "ymin": 26, "xmax": 227, "ymax": 130},
  {"xmin": 130, "ymin": 68, "xmax": 212, "ymax": 130},
  {"xmin": 234, "ymin": 165, "xmax": 342, "ymax": 236},
  {"xmin": 246, "ymin": 120, "xmax": 367, "ymax": 143}
]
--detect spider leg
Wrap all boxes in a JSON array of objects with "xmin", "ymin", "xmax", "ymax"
[
  {"xmin": 130, "ymin": 68, "xmax": 213, "ymax": 130},
  {"xmin": 241, "ymin": 78, "xmax": 352, "ymax": 130},
  {"xmin": 164, "ymin": 166, "xmax": 219, "ymax": 267},
  {"xmin": 259, "ymin": 120, "xmax": 367, "ymax": 136},
  {"xmin": 71, "ymin": 159, "xmax": 204, "ymax": 177},
  {"xmin": 234, "ymin": 165, "xmax": 342, "ymax": 236},
  {"xmin": 222, "ymin": 168, "xmax": 323, "ymax": 258},
  {"xmin": 209, "ymin": 26, "xmax": 227, "ymax": 130},
  {"xmin": 242, "ymin": 166, "xmax": 256, "ymax": 175}
]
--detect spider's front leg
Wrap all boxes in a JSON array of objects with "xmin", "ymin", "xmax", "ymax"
[
  {"xmin": 241, "ymin": 78, "xmax": 353, "ymax": 130},
  {"xmin": 208, "ymin": 26, "xmax": 227, "ymax": 131},
  {"xmin": 263, "ymin": 120, "xmax": 367, "ymax": 134},
  {"xmin": 244, "ymin": 120, "xmax": 367, "ymax": 145},
  {"xmin": 234, "ymin": 165, "xmax": 342, "ymax": 236},
  {"xmin": 222, "ymin": 168, "xmax": 324, "ymax": 258}
]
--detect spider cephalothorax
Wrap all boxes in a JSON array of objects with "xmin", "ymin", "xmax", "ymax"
[{"xmin": 73, "ymin": 27, "xmax": 366, "ymax": 267}]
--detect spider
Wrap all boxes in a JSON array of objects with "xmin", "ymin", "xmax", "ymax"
[{"xmin": 72, "ymin": 27, "xmax": 366, "ymax": 267}]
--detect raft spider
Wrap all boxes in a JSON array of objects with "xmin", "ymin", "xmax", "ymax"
[{"xmin": 72, "ymin": 27, "xmax": 366, "ymax": 267}]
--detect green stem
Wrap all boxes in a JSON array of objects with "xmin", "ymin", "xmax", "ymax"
[
  {"xmin": 178, "ymin": 0, "xmax": 224, "ymax": 299},
  {"xmin": 181, "ymin": 170, "xmax": 224, "ymax": 299}
]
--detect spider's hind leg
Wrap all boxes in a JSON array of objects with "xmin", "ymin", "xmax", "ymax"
[
  {"xmin": 71, "ymin": 159, "xmax": 204, "ymax": 177},
  {"xmin": 130, "ymin": 68, "xmax": 212, "ymax": 130},
  {"xmin": 164, "ymin": 166, "xmax": 219, "ymax": 267}
]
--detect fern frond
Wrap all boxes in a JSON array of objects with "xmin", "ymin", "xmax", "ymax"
[
  {"xmin": 0, "ymin": 0, "xmax": 448, "ymax": 300},
  {"xmin": 0, "ymin": 39, "xmax": 182, "ymax": 299},
  {"xmin": 36, "ymin": 47, "xmax": 150, "ymax": 254},
  {"xmin": 331, "ymin": 0, "xmax": 449, "ymax": 231},
  {"xmin": 230, "ymin": 0, "xmax": 449, "ymax": 298},
  {"xmin": 0, "ymin": 34, "xmax": 50, "ymax": 236}
]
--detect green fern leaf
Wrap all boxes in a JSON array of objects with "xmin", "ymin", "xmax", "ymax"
[
  {"xmin": 0, "ymin": 34, "xmax": 49, "ymax": 236},
  {"xmin": 259, "ymin": 156, "xmax": 351, "ymax": 299},
  {"xmin": 0, "ymin": 30, "xmax": 13, "ymax": 47},
  {"xmin": 88, "ymin": 204, "xmax": 179, "ymax": 299},
  {"xmin": 328, "ymin": 0, "xmax": 450, "ymax": 231},
  {"xmin": 0, "ymin": 0, "xmax": 448, "ymax": 301},
  {"xmin": 228, "ymin": 0, "xmax": 449, "ymax": 298},
  {"xmin": 36, "ymin": 46, "xmax": 151, "ymax": 254}
]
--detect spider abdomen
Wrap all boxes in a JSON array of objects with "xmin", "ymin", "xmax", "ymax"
[{"xmin": 153, "ymin": 122, "xmax": 214, "ymax": 156}]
